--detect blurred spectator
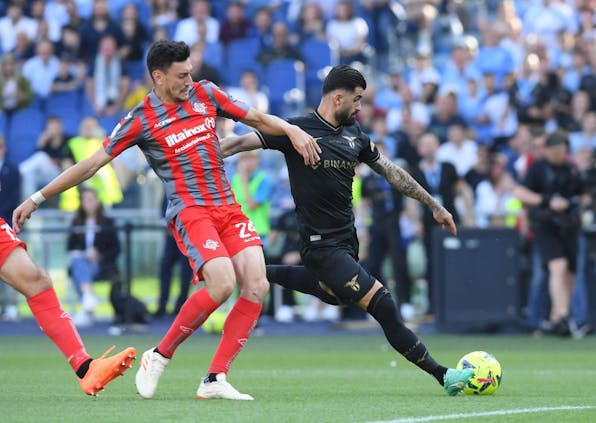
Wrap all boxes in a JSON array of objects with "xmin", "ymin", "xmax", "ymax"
[
  {"xmin": 53, "ymin": 23, "xmax": 85, "ymax": 64},
  {"xmin": 436, "ymin": 122, "xmax": 478, "ymax": 177},
  {"xmin": 569, "ymin": 111, "xmax": 596, "ymax": 153},
  {"xmin": 257, "ymin": 21, "xmax": 302, "ymax": 66},
  {"xmin": 562, "ymin": 48, "xmax": 591, "ymax": 94},
  {"xmin": 67, "ymin": 186, "xmax": 121, "ymax": 327},
  {"xmin": 150, "ymin": 0, "xmax": 178, "ymax": 29},
  {"xmin": 154, "ymin": 196, "xmax": 193, "ymax": 317},
  {"xmin": 85, "ymin": 34, "xmax": 130, "ymax": 116},
  {"xmin": 407, "ymin": 133, "xmax": 474, "ymax": 312},
  {"xmin": 514, "ymin": 130, "xmax": 584, "ymax": 336},
  {"xmin": 374, "ymin": 69, "xmax": 403, "ymax": 112},
  {"xmin": 79, "ymin": 0, "xmax": 124, "ymax": 63},
  {"xmin": 60, "ymin": 117, "xmax": 122, "ymax": 211},
  {"xmin": 528, "ymin": 70, "xmax": 572, "ymax": 130},
  {"xmin": 19, "ymin": 116, "xmax": 70, "ymax": 200},
  {"xmin": 293, "ymin": 3, "xmax": 326, "ymax": 42},
  {"xmin": 227, "ymin": 70, "xmax": 269, "ymax": 114},
  {"xmin": 0, "ymin": 134, "xmax": 21, "ymax": 321},
  {"xmin": 478, "ymin": 71, "xmax": 518, "ymax": 150},
  {"xmin": 118, "ymin": 3, "xmax": 150, "ymax": 80},
  {"xmin": 230, "ymin": 150, "xmax": 273, "ymax": 242},
  {"xmin": 21, "ymin": 39, "xmax": 60, "ymax": 98},
  {"xmin": 43, "ymin": 0, "xmax": 70, "ymax": 42},
  {"xmin": 63, "ymin": 0, "xmax": 85, "ymax": 29},
  {"xmin": 522, "ymin": 0, "xmax": 577, "ymax": 49},
  {"xmin": 369, "ymin": 115, "xmax": 397, "ymax": 158},
  {"xmin": 359, "ymin": 0, "xmax": 397, "ymax": 71},
  {"xmin": 11, "ymin": 30, "xmax": 36, "ymax": 64},
  {"xmin": 360, "ymin": 141, "xmax": 411, "ymax": 318},
  {"xmin": 174, "ymin": 0, "xmax": 220, "ymax": 46},
  {"xmin": 475, "ymin": 23, "xmax": 514, "ymax": 89},
  {"xmin": 464, "ymin": 143, "xmax": 491, "ymax": 193},
  {"xmin": 326, "ymin": 0, "xmax": 369, "ymax": 65},
  {"xmin": 189, "ymin": 41, "xmax": 221, "ymax": 85},
  {"xmin": 474, "ymin": 152, "xmax": 517, "ymax": 228},
  {"xmin": 219, "ymin": 2, "xmax": 251, "ymax": 45},
  {"xmin": 51, "ymin": 55, "xmax": 83, "ymax": 93},
  {"xmin": 0, "ymin": 2, "xmax": 38, "ymax": 53},
  {"xmin": 427, "ymin": 92, "xmax": 466, "ymax": 145},
  {"xmin": 440, "ymin": 37, "xmax": 480, "ymax": 96},
  {"xmin": 0, "ymin": 52, "xmax": 33, "ymax": 114},
  {"xmin": 246, "ymin": 7, "xmax": 273, "ymax": 48},
  {"xmin": 408, "ymin": 52, "xmax": 441, "ymax": 103}
]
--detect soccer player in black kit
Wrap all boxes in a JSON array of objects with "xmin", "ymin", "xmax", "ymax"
[{"xmin": 221, "ymin": 65, "xmax": 473, "ymax": 395}]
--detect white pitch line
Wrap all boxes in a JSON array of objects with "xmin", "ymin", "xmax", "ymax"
[{"xmin": 367, "ymin": 405, "xmax": 596, "ymax": 423}]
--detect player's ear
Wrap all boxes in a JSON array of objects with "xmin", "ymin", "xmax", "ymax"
[{"xmin": 333, "ymin": 92, "xmax": 343, "ymax": 106}]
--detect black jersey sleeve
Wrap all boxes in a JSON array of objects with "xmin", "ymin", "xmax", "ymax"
[
  {"xmin": 255, "ymin": 130, "xmax": 292, "ymax": 153},
  {"xmin": 357, "ymin": 127, "xmax": 380, "ymax": 164}
]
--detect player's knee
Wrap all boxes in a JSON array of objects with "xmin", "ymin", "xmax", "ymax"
[
  {"xmin": 240, "ymin": 277, "xmax": 269, "ymax": 303},
  {"xmin": 23, "ymin": 267, "xmax": 52, "ymax": 297}
]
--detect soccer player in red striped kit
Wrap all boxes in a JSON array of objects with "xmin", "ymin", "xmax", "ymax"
[{"xmin": 13, "ymin": 40, "xmax": 320, "ymax": 400}]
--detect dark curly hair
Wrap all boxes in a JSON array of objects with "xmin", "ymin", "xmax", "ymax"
[
  {"xmin": 322, "ymin": 65, "xmax": 367, "ymax": 96},
  {"xmin": 146, "ymin": 40, "xmax": 190, "ymax": 80}
]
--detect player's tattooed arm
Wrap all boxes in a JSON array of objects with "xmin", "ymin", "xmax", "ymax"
[{"xmin": 368, "ymin": 154, "xmax": 457, "ymax": 235}]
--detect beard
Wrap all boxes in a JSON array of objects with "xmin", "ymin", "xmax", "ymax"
[{"xmin": 335, "ymin": 108, "xmax": 356, "ymax": 126}]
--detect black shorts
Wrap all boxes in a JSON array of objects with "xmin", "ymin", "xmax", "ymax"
[
  {"xmin": 300, "ymin": 234, "xmax": 376, "ymax": 304},
  {"xmin": 533, "ymin": 224, "xmax": 579, "ymax": 272}
]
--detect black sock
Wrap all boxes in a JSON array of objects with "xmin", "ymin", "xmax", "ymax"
[
  {"xmin": 76, "ymin": 358, "xmax": 93, "ymax": 379},
  {"xmin": 205, "ymin": 373, "xmax": 218, "ymax": 383},
  {"xmin": 153, "ymin": 347, "xmax": 169, "ymax": 359},
  {"xmin": 367, "ymin": 288, "xmax": 447, "ymax": 385},
  {"xmin": 266, "ymin": 265, "xmax": 339, "ymax": 305}
]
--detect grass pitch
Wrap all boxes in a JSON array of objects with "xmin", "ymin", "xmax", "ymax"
[{"xmin": 0, "ymin": 333, "xmax": 595, "ymax": 423}]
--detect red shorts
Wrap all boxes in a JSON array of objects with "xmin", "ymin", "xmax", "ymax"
[
  {"xmin": 0, "ymin": 219, "xmax": 27, "ymax": 269},
  {"xmin": 169, "ymin": 203, "xmax": 263, "ymax": 283}
]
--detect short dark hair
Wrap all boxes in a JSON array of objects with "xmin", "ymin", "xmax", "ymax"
[
  {"xmin": 322, "ymin": 65, "xmax": 366, "ymax": 95},
  {"xmin": 146, "ymin": 40, "xmax": 190, "ymax": 79}
]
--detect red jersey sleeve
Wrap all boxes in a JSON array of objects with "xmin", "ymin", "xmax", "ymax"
[
  {"xmin": 196, "ymin": 81, "xmax": 249, "ymax": 121},
  {"xmin": 103, "ymin": 110, "xmax": 144, "ymax": 157}
]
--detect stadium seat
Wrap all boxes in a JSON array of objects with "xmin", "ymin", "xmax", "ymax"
[
  {"xmin": 203, "ymin": 41, "xmax": 224, "ymax": 73},
  {"xmin": 0, "ymin": 111, "xmax": 6, "ymax": 137},
  {"xmin": 45, "ymin": 90, "xmax": 82, "ymax": 137},
  {"xmin": 263, "ymin": 59, "xmax": 305, "ymax": 117},
  {"xmin": 5, "ymin": 107, "xmax": 45, "ymax": 164},
  {"xmin": 299, "ymin": 38, "xmax": 338, "ymax": 108},
  {"xmin": 223, "ymin": 37, "xmax": 262, "ymax": 86},
  {"xmin": 97, "ymin": 114, "xmax": 124, "ymax": 136}
]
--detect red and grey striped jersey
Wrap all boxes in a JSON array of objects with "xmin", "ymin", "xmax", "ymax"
[{"xmin": 103, "ymin": 80, "xmax": 249, "ymax": 221}]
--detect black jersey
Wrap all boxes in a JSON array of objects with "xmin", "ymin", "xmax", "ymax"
[{"xmin": 258, "ymin": 111, "xmax": 380, "ymax": 241}]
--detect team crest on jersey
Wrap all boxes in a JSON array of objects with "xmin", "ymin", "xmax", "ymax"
[
  {"xmin": 203, "ymin": 239, "xmax": 219, "ymax": 250},
  {"xmin": 192, "ymin": 101, "xmax": 207, "ymax": 114},
  {"xmin": 342, "ymin": 136, "xmax": 357, "ymax": 149},
  {"xmin": 344, "ymin": 274, "xmax": 360, "ymax": 292}
]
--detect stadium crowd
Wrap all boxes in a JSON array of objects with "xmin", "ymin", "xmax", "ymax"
[{"xmin": 0, "ymin": 0, "xmax": 594, "ymax": 336}]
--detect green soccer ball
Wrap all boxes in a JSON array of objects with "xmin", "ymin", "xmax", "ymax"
[
  {"xmin": 456, "ymin": 351, "xmax": 502, "ymax": 395},
  {"xmin": 203, "ymin": 311, "xmax": 227, "ymax": 334}
]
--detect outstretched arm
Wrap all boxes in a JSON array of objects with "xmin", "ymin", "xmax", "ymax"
[
  {"xmin": 368, "ymin": 154, "xmax": 457, "ymax": 235},
  {"xmin": 12, "ymin": 147, "xmax": 113, "ymax": 233},
  {"xmin": 220, "ymin": 132, "xmax": 263, "ymax": 158},
  {"xmin": 240, "ymin": 108, "xmax": 320, "ymax": 165}
]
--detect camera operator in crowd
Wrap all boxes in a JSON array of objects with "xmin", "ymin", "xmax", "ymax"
[{"xmin": 514, "ymin": 131, "xmax": 585, "ymax": 335}]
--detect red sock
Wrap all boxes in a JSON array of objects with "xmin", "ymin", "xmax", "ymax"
[
  {"xmin": 157, "ymin": 288, "xmax": 220, "ymax": 358},
  {"xmin": 27, "ymin": 288, "xmax": 91, "ymax": 373},
  {"xmin": 208, "ymin": 297, "xmax": 262, "ymax": 374}
]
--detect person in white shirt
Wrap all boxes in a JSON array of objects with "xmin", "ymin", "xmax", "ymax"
[
  {"xmin": 0, "ymin": 3, "xmax": 38, "ymax": 53},
  {"xmin": 21, "ymin": 39, "xmax": 60, "ymax": 98},
  {"xmin": 174, "ymin": 0, "xmax": 220, "ymax": 46},
  {"xmin": 325, "ymin": 0, "xmax": 369, "ymax": 64},
  {"xmin": 437, "ymin": 122, "xmax": 478, "ymax": 177}
]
